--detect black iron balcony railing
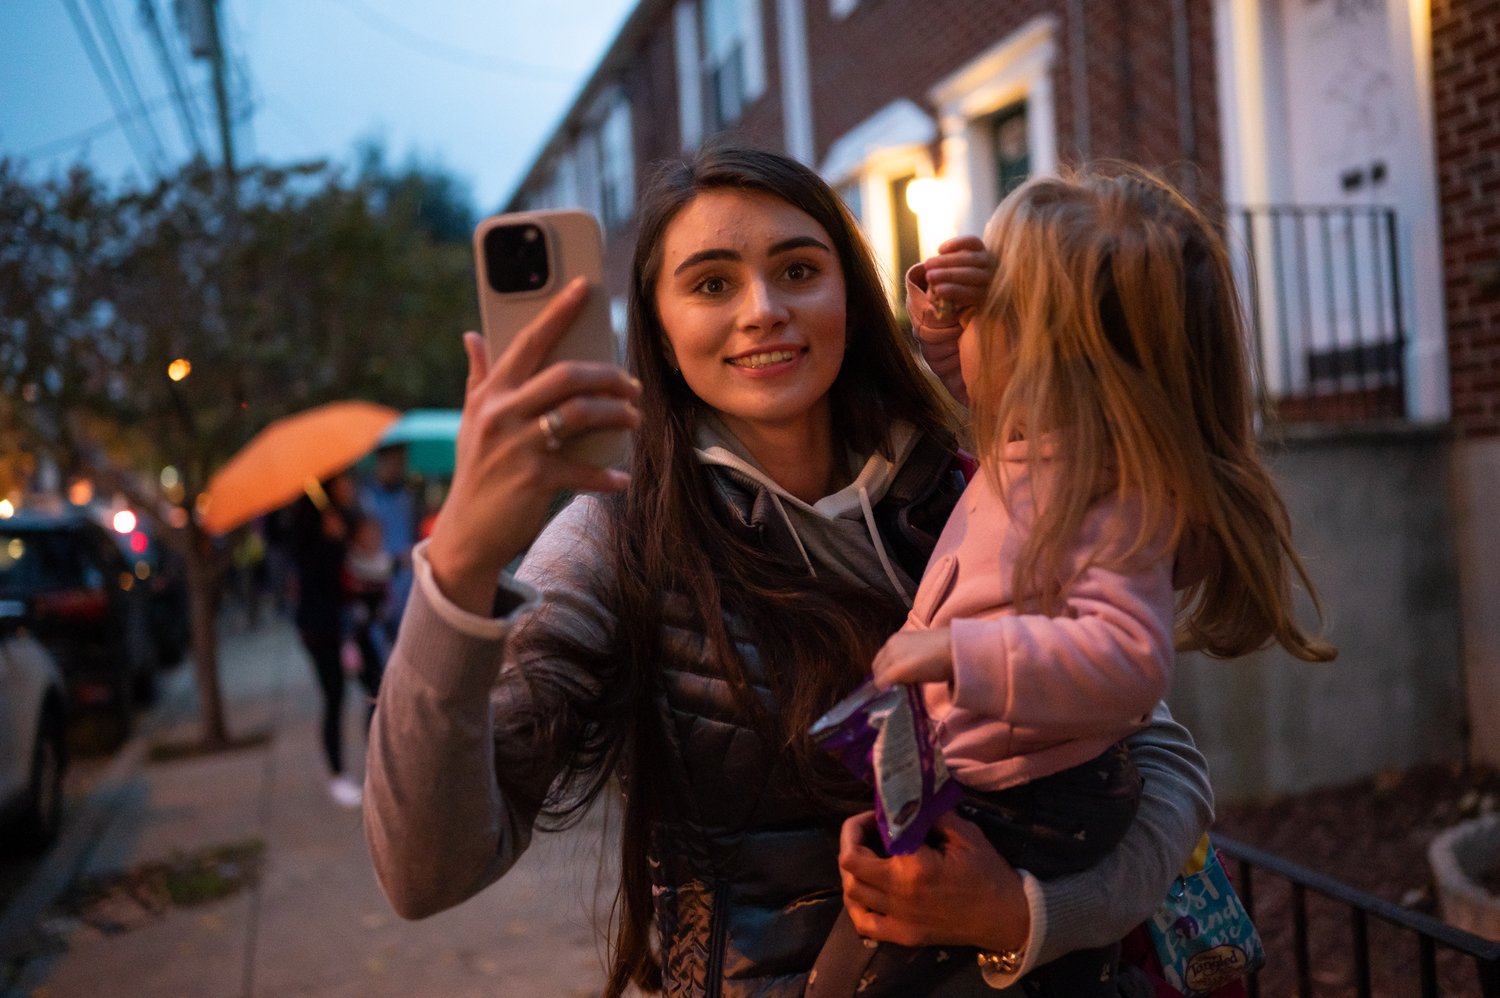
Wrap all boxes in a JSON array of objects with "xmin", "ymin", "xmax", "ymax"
[
  {"xmin": 1227, "ymin": 205, "xmax": 1408, "ymax": 423},
  {"xmin": 1216, "ymin": 835, "xmax": 1500, "ymax": 997}
]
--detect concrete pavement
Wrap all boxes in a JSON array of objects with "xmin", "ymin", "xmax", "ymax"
[{"xmin": 0, "ymin": 615, "xmax": 617, "ymax": 997}]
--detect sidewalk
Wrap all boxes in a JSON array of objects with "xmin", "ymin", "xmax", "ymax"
[{"xmin": 0, "ymin": 616, "xmax": 616, "ymax": 997}]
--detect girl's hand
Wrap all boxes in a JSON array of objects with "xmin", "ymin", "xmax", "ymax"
[
  {"xmin": 905, "ymin": 236, "xmax": 994, "ymax": 406},
  {"xmin": 871, "ymin": 628, "xmax": 953, "ymax": 688},
  {"xmin": 426, "ymin": 278, "xmax": 642, "ymax": 614},
  {"xmin": 919, "ymin": 235, "xmax": 995, "ymax": 325},
  {"xmin": 838, "ymin": 810, "xmax": 1030, "ymax": 952}
]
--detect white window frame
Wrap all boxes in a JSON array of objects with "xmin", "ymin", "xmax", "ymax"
[
  {"xmin": 595, "ymin": 90, "xmax": 636, "ymax": 229},
  {"xmin": 674, "ymin": 1, "xmax": 704, "ymax": 149},
  {"xmin": 700, "ymin": 0, "xmax": 767, "ymax": 131},
  {"xmin": 928, "ymin": 15, "xmax": 1059, "ymax": 237},
  {"xmin": 819, "ymin": 99, "xmax": 939, "ymax": 297}
]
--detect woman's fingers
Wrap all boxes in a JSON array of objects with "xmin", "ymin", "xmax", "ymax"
[
  {"xmin": 488, "ymin": 276, "xmax": 592, "ymax": 387},
  {"xmin": 462, "ymin": 331, "xmax": 489, "ymax": 394}
]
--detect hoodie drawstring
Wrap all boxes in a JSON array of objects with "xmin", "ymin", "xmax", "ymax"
[
  {"xmin": 768, "ymin": 491, "xmax": 818, "ymax": 578},
  {"xmin": 859, "ymin": 484, "xmax": 912, "ymax": 606}
]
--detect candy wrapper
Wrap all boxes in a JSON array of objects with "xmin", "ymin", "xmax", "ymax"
[{"xmin": 809, "ymin": 679, "xmax": 962, "ymax": 855}]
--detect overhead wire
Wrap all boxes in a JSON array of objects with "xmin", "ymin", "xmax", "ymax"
[
  {"xmin": 323, "ymin": 0, "xmax": 579, "ymax": 81},
  {"xmin": 18, "ymin": 93, "xmax": 190, "ymax": 162},
  {"xmin": 81, "ymin": 0, "xmax": 171, "ymax": 168},
  {"xmin": 60, "ymin": 0, "xmax": 160, "ymax": 175},
  {"xmin": 137, "ymin": 0, "xmax": 208, "ymax": 158}
]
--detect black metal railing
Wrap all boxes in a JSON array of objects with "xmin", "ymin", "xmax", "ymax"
[
  {"xmin": 1227, "ymin": 205, "xmax": 1408, "ymax": 423},
  {"xmin": 1216, "ymin": 835, "xmax": 1500, "ymax": 997}
]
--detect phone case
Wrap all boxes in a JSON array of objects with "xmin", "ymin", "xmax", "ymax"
[{"xmin": 472, "ymin": 209, "xmax": 625, "ymax": 468}]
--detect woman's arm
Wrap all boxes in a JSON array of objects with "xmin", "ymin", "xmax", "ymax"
[
  {"xmin": 364, "ymin": 284, "xmax": 638, "ymax": 919},
  {"xmin": 364, "ymin": 499, "xmax": 620, "ymax": 919},
  {"xmin": 838, "ymin": 701, "xmax": 1212, "ymax": 986}
]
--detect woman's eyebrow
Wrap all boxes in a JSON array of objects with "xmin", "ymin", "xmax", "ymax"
[
  {"xmin": 768, "ymin": 235, "xmax": 832, "ymax": 257},
  {"xmin": 672, "ymin": 235, "xmax": 833, "ymax": 276},
  {"xmin": 674, "ymin": 248, "xmax": 739, "ymax": 275}
]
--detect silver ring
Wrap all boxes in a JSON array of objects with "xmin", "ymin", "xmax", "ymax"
[{"xmin": 538, "ymin": 409, "xmax": 566, "ymax": 452}]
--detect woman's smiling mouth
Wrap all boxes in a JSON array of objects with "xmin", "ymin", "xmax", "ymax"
[{"xmin": 727, "ymin": 348, "xmax": 802, "ymax": 369}]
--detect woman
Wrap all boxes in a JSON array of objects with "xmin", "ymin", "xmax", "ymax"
[
  {"xmin": 364, "ymin": 146, "xmax": 1213, "ymax": 996},
  {"xmin": 290, "ymin": 471, "xmax": 381, "ymax": 809}
]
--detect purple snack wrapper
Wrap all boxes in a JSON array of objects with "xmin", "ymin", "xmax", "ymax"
[{"xmin": 809, "ymin": 678, "xmax": 962, "ymax": 855}]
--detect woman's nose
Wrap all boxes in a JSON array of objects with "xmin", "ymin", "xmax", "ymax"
[{"xmin": 737, "ymin": 277, "xmax": 790, "ymax": 332}]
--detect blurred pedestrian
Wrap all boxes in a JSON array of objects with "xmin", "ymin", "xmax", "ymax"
[
  {"xmin": 344, "ymin": 512, "xmax": 393, "ymax": 678},
  {"xmin": 290, "ymin": 470, "xmax": 378, "ymax": 809},
  {"xmin": 359, "ymin": 444, "xmax": 417, "ymax": 640}
]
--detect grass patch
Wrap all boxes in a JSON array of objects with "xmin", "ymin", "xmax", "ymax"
[{"xmin": 58, "ymin": 838, "xmax": 266, "ymax": 931}]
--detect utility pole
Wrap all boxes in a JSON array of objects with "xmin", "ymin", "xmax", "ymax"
[{"xmin": 176, "ymin": 0, "xmax": 235, "ymax": 184}]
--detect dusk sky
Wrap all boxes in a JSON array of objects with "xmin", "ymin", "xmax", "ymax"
[{"xmin": 0, "ymin": 0, "xmax": 638, "ymax": 212}]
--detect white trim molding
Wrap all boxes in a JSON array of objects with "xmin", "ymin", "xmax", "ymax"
[{"xmin": 928, "ymin": 15, "xmax": 1060, "ymax": 237}]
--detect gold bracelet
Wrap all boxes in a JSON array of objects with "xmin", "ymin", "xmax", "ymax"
[{"xmin": 976, "ymin": 944, "xmax": 1025, "ymax": 976}]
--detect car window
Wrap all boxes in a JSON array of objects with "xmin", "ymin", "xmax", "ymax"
[{"xmin": 0, "ymin": 529, "xmax": 92, "ymax": 595}]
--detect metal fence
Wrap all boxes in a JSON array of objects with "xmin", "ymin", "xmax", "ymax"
[
  {"xmin": 1216, "ymin": 835, "xmax": 1500, "ymax": 997},
  {"xmin": 1227, "ymin": 205, "xmax": 1408, "ymax": 423}
]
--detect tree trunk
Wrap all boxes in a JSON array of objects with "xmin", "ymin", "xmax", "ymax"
[{"xmin": 185, "ymin": 531, "xmax": 230, "ymax": 747}]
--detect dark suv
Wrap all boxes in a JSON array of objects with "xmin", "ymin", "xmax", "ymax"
[{"xmin": 0, "ymin": 510, "xmax": 159, "ymax": 740}]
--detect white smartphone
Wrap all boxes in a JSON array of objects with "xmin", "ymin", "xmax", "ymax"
[{"xmin": 473, "ymin": 208, "xmax": 626, "ymax": 468}]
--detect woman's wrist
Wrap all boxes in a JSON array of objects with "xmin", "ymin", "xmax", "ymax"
[{"xmin": 426, "ymin": 531, "xmax": 508, "ymax": 616}]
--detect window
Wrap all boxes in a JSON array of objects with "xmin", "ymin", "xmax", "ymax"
[
  {"xmin": 598, "ymin": 95, "xmax": 635, "ymax": 228},
  {"xmin": 701, "ymin": 0, "xmax": 765, "ymax": 130},
  {"xmin": 988, "ymin": 101, "xmax": 1030, "ymax": 196},
  {"xmin": 837, "ymin": 180, "xmax": 863, "ymax": 224}
]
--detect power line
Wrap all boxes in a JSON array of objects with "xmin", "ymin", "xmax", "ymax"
[
  {"xmin": 81, "ymin": 0, "xmax": 171, "ymax": 167},
  {"xmin": 323, "ymin": 0, "xmax": 579, "ymax": 81},
  {"xmin": 60, "ymin": 0, "xmax": 160, "ymax": 175},
  {"xmin": 17, "ymin": 92, "xmax": 189, "ymax": 162},
  {"xmin": 137, "ymin": 0, "xmax": 208, "ymax": 157}
]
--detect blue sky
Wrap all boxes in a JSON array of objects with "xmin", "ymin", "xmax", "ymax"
[{"xmin": 0, "ymin": 0, "xmax": 637, "ymax": 212}]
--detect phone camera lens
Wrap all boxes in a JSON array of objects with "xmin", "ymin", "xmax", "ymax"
[{"xmin": 484, "ymin": 222, "xmax": 551, "ymax": 293}]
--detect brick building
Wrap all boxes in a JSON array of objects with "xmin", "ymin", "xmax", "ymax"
[{"xmin": 503, "ymin": 0, "xmax": 1497, "ymax": 797}]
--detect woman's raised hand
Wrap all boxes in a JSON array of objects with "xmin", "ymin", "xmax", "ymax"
[
  {"xmin": 426, "ymin": 278, "xmax": 641, "ymax": 614},
  {"xmin": 838, "ymin": 810, "xmax": 1030, "ymax": 953}
]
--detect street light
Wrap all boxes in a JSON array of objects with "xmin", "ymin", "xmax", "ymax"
[{"xmin": 168, "ymin": 358, "xmax": 192, "ymax": 382}]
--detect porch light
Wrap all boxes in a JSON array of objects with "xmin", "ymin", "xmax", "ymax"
[
  {"xmin": 904, "ymin": 176, "xmax": 957, "ymax": 259},
  {"xmin": 168, "ymin": 358, "xmax": 192, "ymax": 382}
]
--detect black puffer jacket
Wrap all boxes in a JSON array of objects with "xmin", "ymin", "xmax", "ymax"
[{"xmin": 642, "ymin": 435, "xmax": 976, "ymax": 997}]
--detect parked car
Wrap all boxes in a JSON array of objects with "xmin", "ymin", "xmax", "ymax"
[
  {"xmin": 106, "ymin": 513, "xmax": 190, "ymax": 668},
  {"xmin": 0, "ymin": 598, "xmax": 68, "ymax": 853},
  {"xmin": 0, "ymin": 510, "xmax": 159, "ymax": 741}
]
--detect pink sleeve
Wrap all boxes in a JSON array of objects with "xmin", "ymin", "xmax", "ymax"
[{"xmin": 947, "ymin": 503, "xmax": 1176, "ymax": 735}]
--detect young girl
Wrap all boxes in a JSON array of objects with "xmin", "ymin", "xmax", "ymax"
[{"xmin": 842, "ymin": 168, "xmax": 1336, "ymax": 992}]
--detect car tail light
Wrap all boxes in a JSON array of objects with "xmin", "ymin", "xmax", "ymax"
[{"xmin": 33, "ymin": 588, "xmax": 109, "ymax": 623}]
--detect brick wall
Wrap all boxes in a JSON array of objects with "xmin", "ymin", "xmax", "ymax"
[
  {"xmin": 802, "ymin": 0, "xmax": 1221, "ymax": 206},
  {"xmin": 1433, "ymin": 0, "xmax": 1500, "ymax": 438},
  {"xmin": 557, "ymin": 0, "xmax": 1227, "ymax": 290}
]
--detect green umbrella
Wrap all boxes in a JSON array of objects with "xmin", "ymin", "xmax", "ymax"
[{"xmin": 379, "ymin": 409, "xmax": 460, "ymax": 477}]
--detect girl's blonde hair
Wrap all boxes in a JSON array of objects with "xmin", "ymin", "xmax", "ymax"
[{"xmin": 969, "ymin": 166, "xmax": 1334, "ymax": 663}]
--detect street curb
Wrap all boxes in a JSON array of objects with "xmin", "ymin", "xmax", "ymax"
[{"xmin": 0, "ymin": 728, "xmax": 150, "ymax": 965}]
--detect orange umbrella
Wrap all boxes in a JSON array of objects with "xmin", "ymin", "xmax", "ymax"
[{"xmin": 197, "ymin": 401, "xmax": 401, "ymax": 536}]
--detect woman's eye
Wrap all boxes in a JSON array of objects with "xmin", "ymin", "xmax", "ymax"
[
  {"xmin": 694, "ymin": 276, "xmax": 728, "ymax": 295},
  {"xmin": 785, "ymin": 262, "xmax": 817, "ymax": 281}
]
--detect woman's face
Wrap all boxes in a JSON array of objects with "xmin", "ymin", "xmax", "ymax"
[{"xmin": 653, "ymin": 189, "xmax": 846, "ymax": 444}]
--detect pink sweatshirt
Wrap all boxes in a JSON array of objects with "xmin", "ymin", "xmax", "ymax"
[{"xmin": 908, "ymin": 441, "xmax": 1187, "ymax": 793}]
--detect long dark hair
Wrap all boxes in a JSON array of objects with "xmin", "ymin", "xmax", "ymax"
[{"xmin": 508, "ymin": 145, "xmax": 956, "ymax": 995}]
